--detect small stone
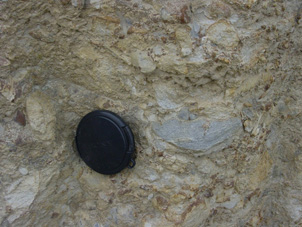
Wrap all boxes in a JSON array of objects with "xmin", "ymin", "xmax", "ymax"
[
  {"xmin": 5, "ymin": 173, "xmax": 39, "ymax": 210},
  {"xmin": 60, "ymin": 0, "xmax": 70, "ymax": 5},
  {"xmin": 160, "ymin": 8, "xmax": 172, "ymax": 21},
  {"xmin": 71, "ymin": 0, "xmax": 85, "ymax": 7},
  {"xmin": 145, "ymin": 148, "xmax": 153, "ymax": 156},
  {"xmin": 26, "ymin": 91, "xmax": 56, "ymax": 141},
  {"xmin": 224, "ymin": 0, "xmax": 258, "ymax": 8},
  {"xmin": 251, "ymin": 126, "xmax": 260, "ymax": 136},
  {"xmin": 152, "ymin": 196, "xmax": 169, "ymax": 211},
  {"xmin": 79, "ymin": 170, "xmax": 112, "ymax": 192},
  {"xmin": 153, "ymin": 117, "xmax": 242, "ymax": 153},
  {"xmin": 29, "ymin": 28, "xmax": 55, "ymax": 43},
  {"xmin": 153, "ymin": 45, "xmax": 163, "ymax": 56},
  {"xmin": 179, "ymin": 5, "xmax": 191, "ymax": 24},
  {"xmin": 189, "ymin": 114, "xmax": 197, "ymax": 120},
  {"xmin": 175, "ymin": 28, "xmax": 192, "ymax": 56},
  {"xmin": 131, "ymin": 50, "xmax": 156, "ymax": 74},
  {"xmin": 154, "ymin": 84, "xmax": 181, "ymax": 110},
  {"xmin": 74, "ymin": 45, "xmax": 99, "ymax": 60},
  {"xmin": 206, "ymin": 1, "xmax": 232, "ymax": 19},
  {"xmin": 243, "ymin": 120, "xmax": 253, "ymax": 132},
  {"xmin": 0, "ymin": 79, "xmax": 15, "ymax": 102},
  {"xmin": 220, "ymin": 194, "xmax": 241, "ymax": 209},
  {"xmin": 178, "ymin": 108, "xmax": 190, "ymax": 120},
  {"xmin": 0, "ymin": 56, "xmax": 10, "ymax": 66},
  {"xmin": 0, "ymin": 124, "xmax": 4, "ymax": 135},
  {"xmin": 242, "ymin": 107, "xmax": 254, "ymax": 119},
  {"xmin": 135, "ymin": 166, "xmax": 159, "ymax": 182},
  {"xmin": 15, "ymin": 110, "xmax": 26, "ymax": 126},
  {"xmin": 158, "ymin": 54, "xmax": 188, "ymax": 74},
  {"xmin": 19, "ymin": 167, "xmax": 28, "ymax": 176},
  {"xmin": 148, "ymin": 194, "xmax": 154, "ymax": 200},
  {"xmin": 206, "ymin": 20, "xmax": 239, "ymax": 50},
  {"xmin": 90, "ymin": 0, "xmax": 101, "ymax": 9}
]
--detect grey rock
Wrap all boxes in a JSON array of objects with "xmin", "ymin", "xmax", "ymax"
[
  {"xmin": 154, "ymin": 84, "xmax": 181, "ymax": 110},
  {"xmin": 0, "ymin": 56, "xmax": 10, "ymax": 66},
  {"xmin": 152, "ymin": 118, "xmax": 242, "ymax": 153},
  {"xmin": 19, "ymin": 168, "xmax": 29, "ymax": 176},
  {"xmin": 0, "ymin": 124, "xmax": 4, "ymax": 136},
  {"xmin": 242, "ymin": 107, "xmax": 254, "ymax": 119},
  {"xmin": 189, "ymin": 114, "xmax": 197, "ymax": 120},
  {"xmin": 178, "ymin": 108, "xmax": 190, "ymax": 120},
  {"xmin": 220, "ymin": 194, "xmax": 241, "ymax": 209}
]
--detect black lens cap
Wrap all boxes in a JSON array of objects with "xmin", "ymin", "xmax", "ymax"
[{"xmin": 75, "ymin": 110, "xmax": 136, "ymax": 175}]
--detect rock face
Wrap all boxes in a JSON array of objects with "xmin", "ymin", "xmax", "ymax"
[
  {"xmin": 1, "ymin": 0, "xmax": 302, "ymax": 226},
  {"xmin": 4, "ymin": 173, "xmax": 40, "ymax": 223},
  {"xmin": 206, "ymin": 20, "xmax": 239, "ymax": 50},
  {"xmin": 153, "ymin": 118, "xmax": 242, "ymax": 153},
  {"xmin": 26, "ymin": 91, "xmax": 56, "ymax": 141},
  {"xmin": 131, "ymin": 50, "xmax": 156, "ymax": 73}
]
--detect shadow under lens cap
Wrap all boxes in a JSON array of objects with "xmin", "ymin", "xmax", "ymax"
[{"xmin": 76, "ymin": 110, "xmax": 135, "ymax": 175}]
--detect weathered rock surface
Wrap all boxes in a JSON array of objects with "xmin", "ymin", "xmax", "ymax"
[
  {"xmin": 26, "ymin": 91, "xmax": 56, "ymax": 141},
  {"xmin": 153, "ymin": 118, "xmax": 242, "ymax": 153},
  {"xmin": 206, "ymin": 19, "xmax": 239, "ymax": 50},
  {"xmin": 131, "ymin": 50, "xmax": 156, "ymax": 74},
  {"xmin": 4, "ymin": 173, "xmax": 40, "ymax": 223},
  {"xmin": 0, "ymin": 0, "xmax": 302, "ymax": 226}
]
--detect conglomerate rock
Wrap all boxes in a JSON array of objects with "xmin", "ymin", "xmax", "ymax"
[{"xmin": 0, "ymin": 0, "xmax": 302, "ymax": 226}]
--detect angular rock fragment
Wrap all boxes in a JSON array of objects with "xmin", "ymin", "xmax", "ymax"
[
  {"xmin": 206, "ymin": 1, "xmax": 232, "ymax": 19},
  {"xmin": 15, "ymin": 110, "xmax": 26, "ymax": 126},
  {"xmin": 4, "ymin": 173, "xmax": 39, "ymax": 223},
  {"xmin": 224, "ymin": 0, "xmax": 258, "ymax": 8},
  {"xmin": 154, "ymin": 84, "xmax": 181, "ymax": 110},
  {"xmin": 153, "ymin": 117, "xmax": 242, "ymax": 153},
  {"xmin": 26, "ymin": 91, "xmax": 56, "ymax": 141},
  {"xmin": 175, "ymin": 28, "xmax": 192, "ymax": 56},
  {"xmin": 206, "ymin": 20, "xmax": 239, "ymax": 50},
  {"xmin": 0, "ymin": 79, "xmax": 15, "ymax": 102},
  {"xmin": 158, "ymin": 54, "xmax": 188, "ymax": 74},
  {"xmin": 0, "ymin": 56, "xmax": 10, "ymax": 66},
  {"xmin": 131, "ymin": 50, "xmax": 156, "ymax": 74}
]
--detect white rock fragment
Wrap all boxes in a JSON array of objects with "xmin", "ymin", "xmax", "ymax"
[
  {"xmin": 19, "ymin": 167, "xmax": 29, "ymax": 176},
  {"xmin": 71, "ymin": 0, "xmax": 79, "ymax": 7},
  {"xmin": 153, "ymin": 45, "xmax": 163, "ymax": 56},
  {"xmin": 131, "ymin": 50, "xmax": 156, "ymax": 73},
  {"xmin": 26, "ymin": 91, "xmax": 56, "ymax": 141},
  {"xmin": 154, "ymin": 84, "xmax": 181, "ymax": 110},
  {"xmin": 0, "ymin": 78, "xmax": 15, "ymax": 102},
  {"xmin": 90, "ymin": 0, "xmax": 101, "ymax": 9},
  {"xmin": 220, "ymin": 194, "xmax": 241, "ymax": 209},
  {"xmin": 5, "ymin": 173, "xmax": 39, "ymax": 222},
  {"xmin": 135, "ymin": 165, "xmax": 160, "ymax": 182},
  {"xmin": 148, "ymin": 194, "xmax": 154, "ymax": 200},
  {"xmin": 160, "ymin": 8, "xmax": 172, "ymax": 21},
  {"xmin": 0, "ymin": 56, "xmax": 10, "ymax": 66}
]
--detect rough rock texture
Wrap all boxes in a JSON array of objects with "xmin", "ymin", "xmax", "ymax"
[
  {"xmin": 153, "ymin": 118, "xmax": 242, "ymax": 153},
  {"xmin": 0, "ymin": 0, "xmax": 302, "ymax": 226}
]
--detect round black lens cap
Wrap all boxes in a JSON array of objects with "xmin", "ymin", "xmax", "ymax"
[{"xmin": 75, "ymin": 110, "xmax": 136, "ymax": 175}]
